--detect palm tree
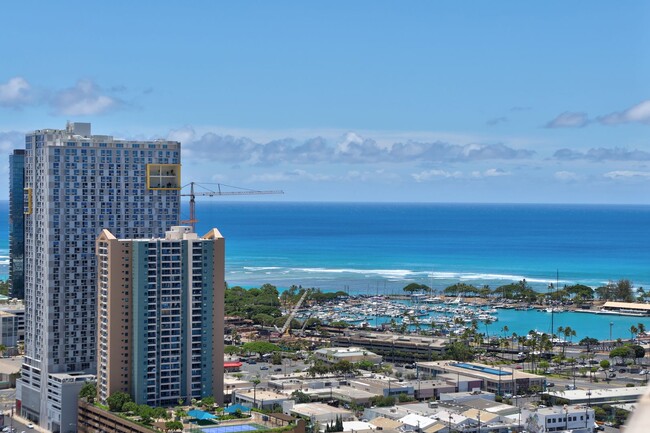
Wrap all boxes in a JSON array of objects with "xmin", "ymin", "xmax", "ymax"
[
  {"xmin": 630, "ymin": 325, "xmax": 639, "ymax": 341},
  {"xmin": 252, "ymin": 377, "xmax": 261, "ymax": 409},
  {"xmin": 638, "ymin": 322, "xmax": 647, "ymax": 336}
]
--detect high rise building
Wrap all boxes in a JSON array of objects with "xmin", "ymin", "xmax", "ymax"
[
  {"xmin": 9, "ymin": 149, "xmax": 25, "ymax": 299},
  {"xmin": 95, "ymin": 226, "xmax": 225, "ymax": 408},
  {"xmin": 17, "ymin": 122, "xmax": 181, "ymax": 432}
]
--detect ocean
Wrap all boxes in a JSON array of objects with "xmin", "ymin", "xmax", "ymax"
[{"xmin": 1, "ymin": 200, "xmax": 649, "ymax": 339}]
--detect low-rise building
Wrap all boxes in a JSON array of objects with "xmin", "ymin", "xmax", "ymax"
[
  {"xmin": 349, "ymin": 376, "xmax": 413, "ymax": 398},
  {"xmin": 45, "ymin": 372, "xmax": 95, "ymax": 433},
  {"xmin": 283, "ymin": 402, "xmax": 354, "ymax": 426},
  {"xmin": 401, "ymin": 379, "xmax": 456, "ymax": 400},
  {"xmin": 0, "ymin": 311, "xmax": 21, "ymax": 350},
  {"xmin": 233, "ymin": 389, "xmax": 291, "ymax": 411},
  {"xmin": 418, "ymin": 361, "xmax": 544, "ymax": 396},
  {"xmin": 545, "ymin": 386, "xmax": 646, "ymax": 406},
  {"xmin": 314, "ymin": 347, "xmax": 382, "ymax": 365},
  {"xmin": 332, "ymin": 331, "xmax": 447, "ymax": 362},
  {"xmin": 600, "ymin": 301, "xmax": 650, "ymax": 316},
  {"xmin": 523, "ymin": 404, "xmax": 595, "ymax": 433}
]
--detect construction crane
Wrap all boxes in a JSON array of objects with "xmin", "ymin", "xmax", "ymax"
[
  {"xmin": 181, "ymin": 182, "xmax": 284, "ymax": 230},
  {"xmin": 275, "ymin": 289, "xmax": 311, "ymax": 336},
  {"xmin": 296, "ymin": 312, "xmax": 315, "ymax": 337}
]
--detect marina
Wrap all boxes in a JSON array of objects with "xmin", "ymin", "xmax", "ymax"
[{"xmin": 294, "ymin": 295, "xmax": 650, "ymax": 342}]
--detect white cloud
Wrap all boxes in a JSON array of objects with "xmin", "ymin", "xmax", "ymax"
[
  {"xmin": 0, "ymin": 77, "xmax": 32, "ymax": 108},
  {"xmin": 554, "ymin": 171, "xmax": 582, "ymax": 182},
  {"xmin": 249, "ymin": 169, "xmax": 333, "ymax": 182},
  {"xmin": 545, "ymin": 112, "xmax": 589, "ymax": 128},
  {"xmin": 412, "ymin": 169, "xmax": 463, "ymax": 182},
  {"xmin": 469, "ymin": 168, "xmax": 511, "ymax": 178},
  {"xmin": 483, "ymin": 168, "xmax": 510, "ymax": 177},
  {"xmin": 184, "ymin": 130, "xmax": 535, "ymax": 165},
  {"xmin": 167, "ymin": 126, "xmax": 196, "ymax": 144},
  {"xmin": 51, "ymin": 79, "xmax": 121, "ymax": 116},
  {"xmin": 603, "ymin": 170, "xmax": 650, "ymax": 179},
  {"xmin": 598, "ymin": 99, "xmax": 650, "ymax": 125}
]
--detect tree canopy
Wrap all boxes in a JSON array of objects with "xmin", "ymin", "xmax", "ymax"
[
  {"xmin": 403, "ymin": 283, "xmax": 431, "ymax": 293},
  {"xmin": 242, "ymin": 341, "xmax": 280, "ymax": 358}
]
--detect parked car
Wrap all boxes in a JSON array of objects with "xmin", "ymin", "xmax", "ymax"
[
  {"xmin": 260, "ymin": 366, "xmax": 269, "ymax": 370},
  {"xmin": 546, "ymin": 382, "xmax": 555, "ymax": 388},
  {"xmin": 274, "ymin": 367, "xmax": 282, "ymax": 372},
  {"xmin": 609, "ymin": 373, "xmax": 616, "ymax": 378}
]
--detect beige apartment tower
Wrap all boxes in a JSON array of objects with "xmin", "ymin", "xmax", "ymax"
[{"xmin": 96, "ymin": 226, "xmax": 225, "ymax": 407}]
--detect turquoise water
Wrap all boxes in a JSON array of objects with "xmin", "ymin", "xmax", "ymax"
[
  {"xmin": 2, "ymin": 200, "xmax": 649, "ymax": 340},
  {"xmin": 202, "ymin": 425, "xmax": 258, "ymax": 433}
]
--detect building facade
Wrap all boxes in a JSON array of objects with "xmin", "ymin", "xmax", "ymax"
[
  {"xmin": 523, "ymin": 405, "xmax": 595, "ymax": 433},
  {"xmin": 96, "ymin": 226, "xmax": 225, "ymax": 408},
  {"xmin": 9, "ymin": 149, "xmax": 25, "ymax": 299},
  {"xmin": 16, "ymin": 122, "xmax": 181, "ymax": 432}
]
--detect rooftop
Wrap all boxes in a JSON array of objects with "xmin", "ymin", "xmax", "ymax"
[
  {"xmin": 545, "ymin": 386, "xmax": 646, "ymax": 402},
  {"xmin": 420, "ymin": 361, "xmax": 543, "ymax": 380},
  {"xmin": 603, "ymin": 301, "xmax": 650, "ymax": 311},
  {"xmin": 291, "ymin": 403, "xmax": 353, "ymax": 416}
]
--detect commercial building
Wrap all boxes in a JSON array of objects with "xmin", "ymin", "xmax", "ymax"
[
  {"xmin": 17, "ymin": 122, "xmax": 181, "ymax": 432},
  {"xmin": 283, "ymin": 402, "xmax": 354, "ymax": 426},
  {"xmin": 0, "ymin": 311, "xmax": 21, "ymax": 348},
  {"xmin": 331, "ymin": 331, "xmax": 447, "ymax": 362},
  {"xmin": 417, "ymin": 361, "xmax": 545, "ymax": 396},
  {"xmin": 8, "ymin": 149, "xmax": 25, "ymax": 299},
  {"xmin": 600, "ymin": 302, "xmax": 650, "ymax": 316},
  {"xmin": 0, "ymin": 300, "xmax": 25, "ymax": 355},
  {"xmin": 96, "ymin": 226, "xmax": 225, "ymax": 408},
  {"xmin": 313, "ymin": 347, "xmax": 382, "ymax": 365},
  {"xmin": 544, "ymin": 386, "xmax": 647, "ymax": 406},
  {"xmin": 522, "ymin": 404, "xmax": 595, "ymax": 433}
]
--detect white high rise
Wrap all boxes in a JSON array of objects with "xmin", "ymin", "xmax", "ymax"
[{"xmin": 16, "ymin": 122, "xmax": 181, "ymax": 433}]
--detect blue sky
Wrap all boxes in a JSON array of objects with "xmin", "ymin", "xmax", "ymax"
[{"xmin": 1, "ymin": 1, "xmax": 650, "ymax": 203}]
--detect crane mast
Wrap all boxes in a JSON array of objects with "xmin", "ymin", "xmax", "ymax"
[
  {"xmin": 181, "ymin": 181, "xmax": 284, "ymax": 230},
  {"xmin": 275, "ymin": 289, "xmax": 311, "ymax": 336}
]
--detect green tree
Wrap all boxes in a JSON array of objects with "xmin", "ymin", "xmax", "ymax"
[
  {"xmin": 78, "ymin": 381, "xmax": 97, "ymax": 403},
  {"xmin": 615, "ymin": 279, "xmax": 634, "ymax": 302},
  {"xmin": 445, "ymin": 341, "xmax": 474, "ymax": 362},
  {"xmin": 629, "ymin": 344, "xmax": 646, "ymax": 364},
  {"xmin": 609, "ymin": 346, "xmax": 634, "ymax": 364},
  {"xmin": 202, "ymin": 396, "xmax": 215, "ymax": 409},
  {"xmin": 123, "ymin": 401, "xmax": 138, "ymax": 414},
  {"xmin": 154, "ymin": 406, "xmax": 169, "ymax": 420},
  {"xmin": 225, "ymin": 345, "xmax": 241, "ymax": 356},
  {"xmin": 106, "ymin": 391, "xmax": 132, "ymax": 412},
  {"xmin": 291, "ymin": 390, "xmax": 311, "ymax": 403},
  {"xmin": 370, "ymin": 395, "xmax": 396, "ymax": 407},
  {"xmin": 579, "ymin": 337, "xmax": 599, "ymax": 352},
  {"xmin": 138, "ymin": 405, "xmax": 155, "ymax": 424},
  {"xmin": 403, "ymin": 283, "xmax": 431, "ymax": 293},
  {"xmin": 271, "ymin": 351, "xmax": 283, "ymax": 365},
  {"xmin": 165, "ymin": 421, "xmax": 184, "ymax": 432},
  {"xmin": 242, "ymin": 341, "xmax": 281, "ymax": 358},
  {"xmin": 600, "ymin": 360, "xmax": 610, "ymax": 370}
]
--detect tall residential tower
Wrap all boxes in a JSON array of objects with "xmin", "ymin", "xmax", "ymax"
[
  {"xmin": 9, "ymin": 149, "xmax": 25, "ymax": 299},
  {"xmin": 17, "ymin": 123, "xmax": 181, "ymax": 432},
  {"xmin": 95, "ymin": 226, "xmax": 225, "ymax": 408}
]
